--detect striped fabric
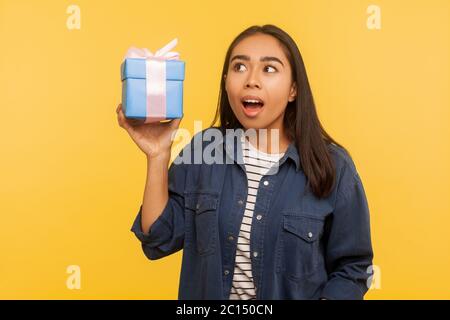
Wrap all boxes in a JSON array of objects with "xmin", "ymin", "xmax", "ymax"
[{"xmin": 229, "ymin": 134, "xmax": 285, "ymax": 300}]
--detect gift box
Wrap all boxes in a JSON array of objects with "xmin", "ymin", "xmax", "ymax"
[{"xmin": 120, "ymin": 38, "xmax": 185, "ymax": 123}]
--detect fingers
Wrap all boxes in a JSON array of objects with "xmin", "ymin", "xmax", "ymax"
[
  {"xmin": 168, "ymin": 117, "xmax": 183, "ymax": 131},
  {"xmin": 169, "ymin": 118, "xmax": 181, "ymax": 128},
  {"xmin": 117, "ymin": 103, "xmax": 182, "ymax": 131},
  {"xmin": 116, "ymin": 103, "xmax": 132, "ymax": 130},
  {"xmin": 128, "ymin": 118, "xmax": 144, "ymax": 126}
]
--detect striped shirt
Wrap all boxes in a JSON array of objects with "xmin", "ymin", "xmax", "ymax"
[{"xmin": 229, "ymin": 134, "xmax": 285, "ymax": 300}]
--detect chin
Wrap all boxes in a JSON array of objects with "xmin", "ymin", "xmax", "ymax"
[{"xmin": 239, "ymin": 119, "xmax": 271, "ymax": 130}]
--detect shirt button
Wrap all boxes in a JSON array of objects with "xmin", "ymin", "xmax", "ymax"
[
  {"xmin": 253, "ymin": 251, "xmax": 258, "ymax": 258},
  {"xmin": 263, "ymin": 180, "xmax": 269, "ymax": 186},
  {"xmin": 228, "ymin": 235, "xmax": 234, "ymax": 241},
  {"xmin": 256, "ymin": 214, "xmax": 262, "ymax": 221},
  {"xmin": 224, "ymin": 270, "xmax": 229, "ymax": 276},
  {"xmin": 238, "ymin": 199, "xmax": 244, "ymax": 205},
  {"xmin": 196, "ymin": 203, "xmax": 200, "ymax": 209},
  {"xmin": 308, "ymin": 232, "xmax": 313, "ymax": 238}
]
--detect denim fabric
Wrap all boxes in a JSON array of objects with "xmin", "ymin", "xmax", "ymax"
[{"xmin": 130, "ymin": 127, "xmax": 374, "ymax": 300}]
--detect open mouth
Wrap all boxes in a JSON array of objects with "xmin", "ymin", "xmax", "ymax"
[
  {"xmin": 241, "ymin": 96, "xmax": 265, "ymax": 117},
  {"xmin": 241, "ymin": 98, "xmax": 264, "ymax": 108}
]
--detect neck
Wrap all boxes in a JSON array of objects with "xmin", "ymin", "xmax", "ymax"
[{"xmin": 245, "ymin": 127, "xmax": 290, "ymax": 155}]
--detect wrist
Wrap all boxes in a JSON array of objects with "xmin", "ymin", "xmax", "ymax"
[{"xmin": 146, "ymin": 151, "xmax": 171, "ymax": 162}]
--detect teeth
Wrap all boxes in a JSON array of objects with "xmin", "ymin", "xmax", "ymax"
[{"xmin": 243, "ymin": 99, "xmax": 262, "ymax": 104}]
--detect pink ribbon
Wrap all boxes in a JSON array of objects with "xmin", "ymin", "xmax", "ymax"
[{"xmin": 124, "ymin": 38, "xmax": 180, "ymax": 123}]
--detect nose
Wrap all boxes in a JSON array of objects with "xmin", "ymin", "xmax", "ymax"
[{"xmin": 245, "ymin": 69, "xmax": 261, "ymax": 89}]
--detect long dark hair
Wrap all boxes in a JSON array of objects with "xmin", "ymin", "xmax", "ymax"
[{"xmin": 210, "ymin": 24, "xmax": 351, "ymax": 199}]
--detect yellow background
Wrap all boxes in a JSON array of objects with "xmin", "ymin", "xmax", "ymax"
[{"xmin": 0, "ymin": 0, "xmax": 449, "ymax": 299}]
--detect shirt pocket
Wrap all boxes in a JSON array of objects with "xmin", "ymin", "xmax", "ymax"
[
  {"xmin": 276, "ymin": 213, "xmax": 325, "ymax": 280},
  {"xmin": 185, "ymin": 192, "xmax": 219, "ymax": 256}
]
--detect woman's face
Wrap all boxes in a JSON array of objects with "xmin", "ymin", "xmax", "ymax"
[{"xmin": 224, "ymin": 33, "xmax": 297, "ymax": 133}]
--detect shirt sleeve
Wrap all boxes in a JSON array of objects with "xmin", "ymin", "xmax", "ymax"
[
  {"xmin": 320, "ymin": 160, "xmax": 374, "ymax": 300},
  {"xmin": 130, "ymin": 144, "xmax": 190, "ymax": 261}
]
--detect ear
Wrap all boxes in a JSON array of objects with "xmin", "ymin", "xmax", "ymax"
[{"xmin": 288, "ymin": 82, "xmax": 297, "ymax": 102}]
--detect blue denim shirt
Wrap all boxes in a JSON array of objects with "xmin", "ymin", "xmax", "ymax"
[{"xmin": 130, "ymin": 127, "xmax": 374, "ymax": 300}]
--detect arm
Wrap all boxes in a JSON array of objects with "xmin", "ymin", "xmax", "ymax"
[
  {"xmin": 320, "ymin": 164, "xmax": 374, "ymax": 300},
  {"xmin": 115, "ymin": 102, "xmax": 187, "ymax": 260},
  {"xmin": 140, "ymin": 152, "xmax": 171, "ymax": 236},
  {"xmin": 130, "ymin": 144, "xmax": 190, "ymax": 260}
]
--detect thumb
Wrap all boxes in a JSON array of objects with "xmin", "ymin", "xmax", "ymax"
[{"xmin": 169, "ymin": 118, "xmax": 182, "ymax": 130}]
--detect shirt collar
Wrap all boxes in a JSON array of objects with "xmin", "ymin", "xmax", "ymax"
[
  {"xmin": 282, "ymin": 140, "xmax": 302, "ymax": 172},
  {"xmin": 217, "ymin": 128, "xmax": 302, "ymax": 172}
]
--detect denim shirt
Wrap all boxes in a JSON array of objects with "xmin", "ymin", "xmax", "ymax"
[{"xmin": 130, "ymin": 127, "xmax": 374, "ymax": 300}]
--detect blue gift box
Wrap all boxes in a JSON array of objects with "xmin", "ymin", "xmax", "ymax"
[{"xmin": 120, "ymin": 58, "xmax": 185, "ymax": 121}]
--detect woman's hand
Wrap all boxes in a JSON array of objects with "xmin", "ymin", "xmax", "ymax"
[{"xmin": 116, "ymin": 103, "xmax": 182, "ymax": 159}]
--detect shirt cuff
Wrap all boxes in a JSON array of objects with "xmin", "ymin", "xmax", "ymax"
[
  {"xmin": 320, "ymin": 276, "xmax": 366, "ymax": 300},
  {"xmin": 130, "ymin": 204, "xmax": 171, "ymax": 246}
]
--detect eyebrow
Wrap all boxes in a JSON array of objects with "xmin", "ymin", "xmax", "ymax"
[{"xmin": 230, "ymin": 54, "xmax": 284, "ymax": 67}]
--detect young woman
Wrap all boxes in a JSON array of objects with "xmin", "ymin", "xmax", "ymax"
[{"xmin": 117, "ymin": 24, "xmax": 374, "ymax": 300}]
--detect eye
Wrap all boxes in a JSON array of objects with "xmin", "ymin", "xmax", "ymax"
[
  {"xmin": 233, "ymin": 62, "xmax": 246, "ymax": 72},
  {"xmin": 265, "ymin": 65, "xmax": 277, "ymax": 73},
  {"xmin": 232, "ymin": 62, "xmax": 277, "ymax": 73}
]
